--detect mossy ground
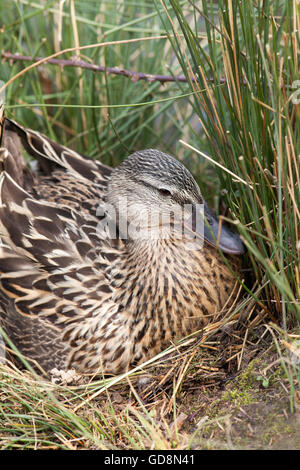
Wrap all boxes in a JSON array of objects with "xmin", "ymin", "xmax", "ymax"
[{"xmin": 170, "ymin": 348, "xmax": 300, "ymax": 449}]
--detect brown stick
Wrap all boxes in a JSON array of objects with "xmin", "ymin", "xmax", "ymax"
[{"xmin": 1, "ymin": 51, "xmax": 226, "ymax": 85}]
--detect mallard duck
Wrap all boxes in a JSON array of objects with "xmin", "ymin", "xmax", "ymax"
[{"xmin": 0, "ymin": 117, "xmax": 244, "ymax": 375}]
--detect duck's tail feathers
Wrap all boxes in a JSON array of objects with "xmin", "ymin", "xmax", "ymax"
[
  {"xmin": 4, "ymin": 118, "xmax": 111, "ymax": 182},
  {"xmin": 0, "ymin": 135, "xmax": 36, "ymax": 190}
]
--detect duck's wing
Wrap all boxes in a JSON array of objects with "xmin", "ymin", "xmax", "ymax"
[
  {"xmin": 4, "ymin": 117, "xmax": 112, "ymax": 183},
  {"xmin": 0, "ymin": 122, "xmax": 128, "ymax": 373}
]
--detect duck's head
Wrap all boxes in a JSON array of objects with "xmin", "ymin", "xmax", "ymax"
[{"xmin": 106, "ymin": 149, "xmax": 244, "ymax": 255}]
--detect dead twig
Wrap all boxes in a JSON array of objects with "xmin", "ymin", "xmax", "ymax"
[{"xmin": 1, "ymin": 51, "xmax": 229, "ymax": 85}]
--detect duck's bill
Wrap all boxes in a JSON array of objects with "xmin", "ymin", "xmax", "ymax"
[{"xmin": 183, "ymin": 203, "xmax": 245, "ymax": 255}]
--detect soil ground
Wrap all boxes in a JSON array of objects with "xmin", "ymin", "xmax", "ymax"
[
  {"xmin": 176, "ymin": 348, "xmax": 300, "ymax": 449},
  {"xmin": 101, "ymin": 340, "xmax": 300, "ymax": 450}
]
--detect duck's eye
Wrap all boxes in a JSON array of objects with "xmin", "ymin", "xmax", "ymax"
[{"xmin": 158, "ymin": 188, "xmax": 171, "ymax": 196}]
